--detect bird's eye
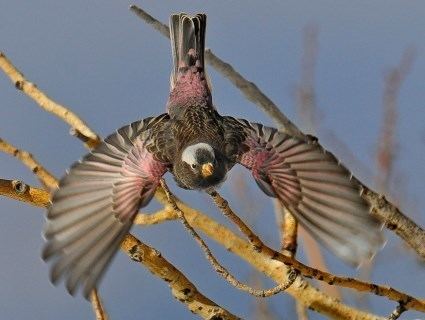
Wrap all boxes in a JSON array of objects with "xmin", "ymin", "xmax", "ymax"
[{"xmin": 191, "ymin": 164, "xmax": 197, "ymax": 169}]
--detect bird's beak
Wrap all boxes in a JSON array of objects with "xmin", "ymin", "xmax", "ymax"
[{"xmin": 201, "ymin": 162, "xmax": 214, "ymax": 178}]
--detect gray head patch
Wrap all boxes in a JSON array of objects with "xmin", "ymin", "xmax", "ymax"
[{"xmin": 181, "ymin": 143, "xmax": 214, "ymax": 166}]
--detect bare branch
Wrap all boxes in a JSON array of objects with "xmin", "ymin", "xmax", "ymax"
[
  {"xmin": 0, "ymin": 179, "xmax": 50, "ymax": 207},
  {"xmin": 0, "ymin": 52, "xmax": 101, "ymax": 149},
  {"xmin": 121, "ymin": 234, "xmax": 241, "ymax": 319},
  {"xmin": 207, "ymin": 190, "xmax": 425, "ymax": 313},
  {"xmin": 135, "ymin": 208, "xmax": 177, "ymax": 225},
  {"xmin": 0, "ymin": 180, "xmax": 240, "ymax": 320},
  {"xmin": 386, "ymin": 302, "xmax": 407, "ymax": 320},
  {"xmin": 295, "ymin": 25, "xmax": 341, "ymax": 302},
  {"xmin": 0, "ymin": 116, "xmax": 236, "ymax": 318},
  {"xmin": 296, "ymin": 23, "xmax": 319, "ymax": 133},
  {"xmin": 159, "ymin": 180, "xmax": 298, "ymax": 298},
  {"xmin": 296, "ymin": 302, "xmax": 309, "ymax": 320},
  {"xmin": 153, "ymin": 188, "xmax": 385, "ymax": 319},
  {"xmin": 2, "ymin": 8, "xmax": 424, "ymax": 319},
  {"xmin": 376, "ymin": 48, "xmax": 416, "ymax": 191},
  {"xmin": 299, "ymin": 227, "xmax": 342, "ymax": 300},
  {"xmin": 129, "ymin": 5, "xmax": 169, "ymax": 37},
  {"xmin": 90, "ymin": 289, "xmax": 108, "ymax": 320},
  {"xmin": 129, "ymin": 5, "xmax": 303, "ymax": 138},
  {"xmin": 276, "ymin": 202, "xmax": 298, "ymax": 256},
  {"xmin": 362, "ymin": 186, "xmax": 425, "ymax": 259},
  {"xmin": 0, "ymin": 137, "xmax": 57, "ymax": 190}
]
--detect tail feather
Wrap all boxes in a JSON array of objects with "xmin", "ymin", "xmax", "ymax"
[{"xmin": 170, "ymin": 13, "xmax": 207, "ymax": 88}]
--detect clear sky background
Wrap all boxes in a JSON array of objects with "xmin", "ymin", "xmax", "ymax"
[{"xmin": 0, "ymin": 1, "xmax": 424, "ymax": 319}]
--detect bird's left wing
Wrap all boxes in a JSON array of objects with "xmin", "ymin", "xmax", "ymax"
[
  {"xmin": 222, "ymin": 117, "xmax": 384, "ymax": 266},
  {"xmin": 43, "ymin": 114, "xmax": 170, "ymax": 297}
]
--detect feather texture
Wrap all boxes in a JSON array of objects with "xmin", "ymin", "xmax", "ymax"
[
  {"xmin": 43, "ymin": 114, "xmax": 169, "ymax": 297},
  {"xmin": 222, "ymin": 117, "xmax": 384, "ymax": 266}
]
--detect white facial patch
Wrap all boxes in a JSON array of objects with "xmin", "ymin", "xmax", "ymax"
[{"xmin": 181, "ymin": 143, "xmax": 214, "ymax": 166}]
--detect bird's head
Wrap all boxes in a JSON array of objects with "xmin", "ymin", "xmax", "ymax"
[{"xmin": 173, "ymin": 142, "xmax": 227, "ymax": 190}]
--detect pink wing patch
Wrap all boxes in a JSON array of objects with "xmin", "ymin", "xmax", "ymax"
[
  {"xmin": 43, "ymin": 115, "xmax": 169, "ymax": 297},
  {"xmin": 113, "ymin": 136, "xmax": 167, "ymax": 221},
  {"xmin": 233, "ymin": 119, "xmax": 384, "ymax": 266}
]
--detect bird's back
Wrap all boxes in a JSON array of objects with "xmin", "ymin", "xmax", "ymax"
[{"xmin": 170, "ymin": 105, "xmax": 224, "ymax": 155}]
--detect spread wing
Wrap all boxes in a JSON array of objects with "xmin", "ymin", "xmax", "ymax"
[
  {"xmin": 223, "ymin": 117, "xmax": 384, "ymax": 266},
  {"xmin": 43, "ymin": 114, "xmax": 170, "ymax": 297}
]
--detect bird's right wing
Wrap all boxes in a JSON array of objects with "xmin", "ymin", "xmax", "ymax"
[
  {"xmin": 222, "ymin": 117, "xmax": 384, "ymax": 266},
  {"xmin": 43, "ymin": 114, "xmax": 170, "ymax": 297}
]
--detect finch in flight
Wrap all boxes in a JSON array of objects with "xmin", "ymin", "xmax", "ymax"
[{"xmin": 43, "ymin": 13, "xmax": 384, "ymax": 297}]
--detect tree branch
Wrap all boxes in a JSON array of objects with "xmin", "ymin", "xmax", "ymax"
[
  {"xmin": 0, "ymin": 52, "xmax": 101, "ymax": 149},
  {"xmin": 207, "ymin": 191, "xmax": 425, "ymax": 313},
  {"xmin": 362, "ymin": 186, "xmax": 425, "ymax": 259},
  {"xmin": 129, "ymin": 5, "xmax": 303, "ymax": 138},
  {"xmin": 151, "ymin": 188, "xmax": 386, "ymax": 319},
  {"xmin": 0, "ymin": 137, "xmax": 57, "ymax": 190},
  {"xmin": 1, "ymin": 9, "xmax": 423, "ymax": 319},
  {"xmin": 121, "ymin": 234, "xmax": 241, "ymax": 319},
  {"xmin": 159, "ymin": 180, "xmax": 298, "ymax": 298},
  {"xmin": 0, "ymin": 179, "xmax": 240, "ymax": 320},
  {"xmin": 90, "ymin": 289, "xmax": 108, "ymax": 320}
]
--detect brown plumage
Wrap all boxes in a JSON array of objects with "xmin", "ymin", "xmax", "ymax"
[{"xmin": 43, "ymin": 13, "xmax": 384, "ymax": 298}]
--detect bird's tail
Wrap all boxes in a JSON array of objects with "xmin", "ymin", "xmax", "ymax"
[{"xmin": 169, "ymin": 13, "xmax": 207, "ymax": 89}]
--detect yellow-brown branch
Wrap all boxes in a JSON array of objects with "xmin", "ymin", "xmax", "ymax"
[
  {"xmin": 0, "ymin": 137, "xmax": 57, "ymax": 189},
  {"xmin": 0, "ymin": 52, "xmax": 100, "ymax": 149},
  {"xmin": 0, "ymin": 179, "xmax": 240, "ymax": 319},
  {"xmin": 90, "ymin": 289, "xmax": 108, "ymax": 320}
]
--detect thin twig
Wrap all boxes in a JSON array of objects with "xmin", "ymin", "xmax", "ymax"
[
  {"xmin": 207, "ymin": 190, "xmax": 425, "ymax": 312},
  {"xmin": 0, "ymin": 118, "xmax": 235, "ymax": 318},
  {"xmin": 0, "ymin": 179, "xmax": 50, "ymax": 207},
  {"xmin": 129, "ymin": 5, "xmax": 169, "ymax": 37},
  {"xmin": 276, "ymin": 202, "xmax": 298, "ymax": 256},
  {"xmin": 295, "ymin": 25, "xmax": 341, "ymax": 301},
  {"xmin": 129, "ymin": 4, "xmax": 303, "ymax": 138},
  {"xmin": 151, "ymin": 188, "xmax": 386, "ymax": 319},
  {"xmin": 387, "ymin": 302, "xmax": 407, "ymax": 320},
  {"xmin": 159, "ymin": 180, "xmax": 298, "ymax": 298},
  {"xmin": 0, "ymin": 137, "xmax": 57, "ymax": 190},
  {"xmin": 0, "ymin": 179, "xmax": 240, "ymax": 320},
  {"xmin": 376, "ymin": 48, "xmax": 415, "ymax": 191},
  {"xmin": 121, "ymin": 234, "xmax": 241, "ymax": 320},
  {"xmin": 298, "ymin": 227, "xmax": 342, "ymax": 300},
  {"xmin": 362, "ymin": 185, "xmax": 425, "ymax": 259},
  {"xmin": 90, "ymin": 289, "xmax": 108, "ymax": 320},
  {"xmin": 2, "ymin": 179, "xmax": 385, "ymax": 319},
  {"xmin": 1, "ymin": 8, "xmax": 420, "ymax": 319},
  {"xmin": 1, "ymin": 49, "xmax": 375, "ymax": 319},
  {"xmin": 296, "ymin": 23, "xmax": 319, "ymax": 133},
  {"xmin": 0, "ymin": 52, "xmax": 101, "ymax": 149},
  {"xmin": 296, "ymin": 302, "xmax": 309, "ymax": 320},
  {"xmin": 361, "ymin": 48, "xmax": 415, "ymax": 311},
  {"xmin": 276, "ymin": 201, "xmax": 310, "ymax": 318},
  {"xmin": 129, "ymin": 4, "xmax": 425, "ymax": 260}
]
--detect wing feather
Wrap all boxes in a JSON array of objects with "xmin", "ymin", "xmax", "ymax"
[
  {"xmin": 223, "ymin": 117, "xmax": 384, "ymax": 265},
  {"xmin": 43, "ymin": 114, "xmax": 169, "ymax": 297}
]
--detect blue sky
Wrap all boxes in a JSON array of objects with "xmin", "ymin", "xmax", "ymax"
[{"xmin": 0, "ymin": 1, "xmax": 424, "ymax": 319}]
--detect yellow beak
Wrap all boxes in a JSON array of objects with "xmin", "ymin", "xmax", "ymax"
[{"xmin": 201, "ymin": 162, "xmax": 214, "ymax": 178}]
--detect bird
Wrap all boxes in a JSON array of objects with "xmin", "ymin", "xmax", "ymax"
[{"xmin": 43, "ymin": 13, "xmax": 384, "ymax": 298}]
